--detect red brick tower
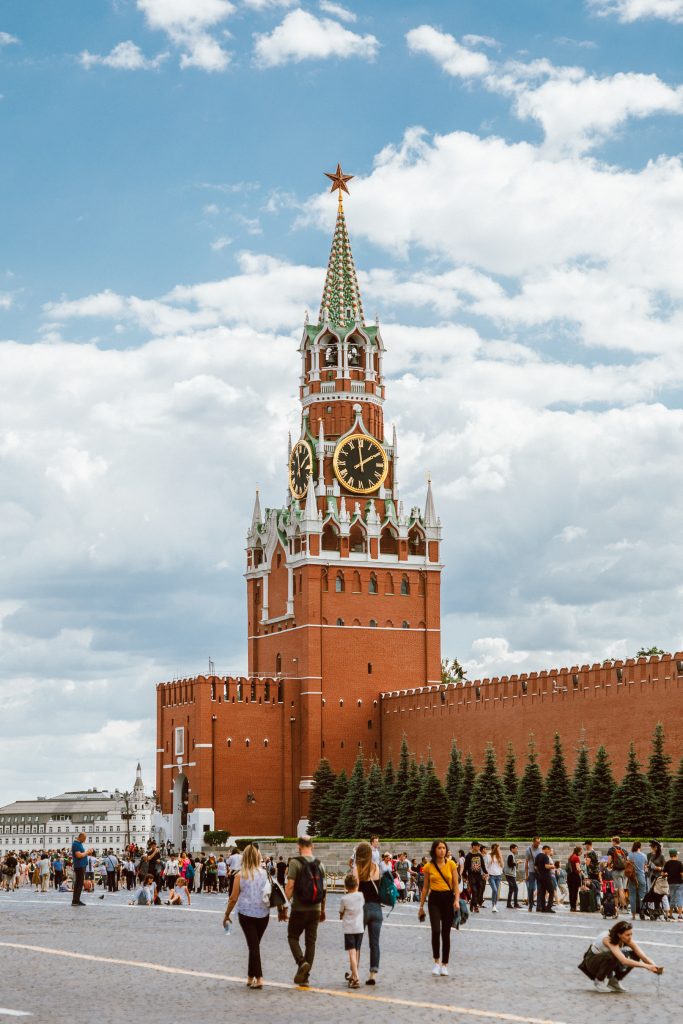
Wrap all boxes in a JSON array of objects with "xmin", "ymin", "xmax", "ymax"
[{"xmin": 245, "ymin": 167, "xmax": 443, "ymax": 832}]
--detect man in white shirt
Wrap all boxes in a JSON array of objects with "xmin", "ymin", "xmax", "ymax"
[
  {"xmin": 370, "ymin": 836, "xmax": 381, "ymax": 866},
  {"xmin": 38, "ymin": 853, "xmax": 51, "ymax": 893},
  {"xmin": 227, "ymin": 848, "xmax": 242, "ymax": 895}
]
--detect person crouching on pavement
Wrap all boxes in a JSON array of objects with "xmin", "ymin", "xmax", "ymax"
[{"xmin": 579, "ymin": 920, "xmax": 663, "ymax": 993}]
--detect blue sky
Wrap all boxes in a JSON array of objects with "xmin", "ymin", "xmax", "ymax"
[{"xmin": 1, "ymin": 0, "xmax": 683, "ymax": 802}]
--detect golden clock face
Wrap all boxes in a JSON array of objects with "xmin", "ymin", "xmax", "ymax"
[
  {"xmin": 333, "ymin": 433, "xmax": 388, "ymax": 495},
  {"xmin": 289, "ymin": 440, "xmax": 313, "ymax": 499}
]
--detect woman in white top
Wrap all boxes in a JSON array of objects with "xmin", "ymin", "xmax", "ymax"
[
  {"xmin": 168, "ymin": 876, "xmax": 191, "ymax": 907},
  {"xmin": 486, "ymin": 844, "xmax": 504, "ymax": 912},
  {"xmin": 581, "ymin": 920, "xmax": 662, "ymax": 992},
  {"xmin": 224, "ymin": 844, "xmax": 270, "ymax": 990}
]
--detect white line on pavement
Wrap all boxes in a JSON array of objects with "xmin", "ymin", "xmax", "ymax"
[
  {"xmin": 0, "ymin": 941, "xmax": 575, "ymax": 1024},
  {"xmin": 0, "ymin": 1010, "xmax": 32, "ymax": 1017}
]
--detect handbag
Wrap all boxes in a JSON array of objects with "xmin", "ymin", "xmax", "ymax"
[
  {"xmin": 269, "ymin": 880, "xmax": 287, "ymax": 908},
  {"xmin": 261, "ymin": 871, "xmax": 273, "ymax": 906}
]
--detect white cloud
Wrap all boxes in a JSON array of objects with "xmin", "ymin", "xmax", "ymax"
[
  {"xmin": 210, "ymin": 235, "xmax": 233, "ymax": 251},
  {"xmin": 254, "ymin": 9, "xmax": 378, "ymax": 67},
  {"xmin": 319, "ymin": 1, "xmax": 357, "ymax": 22},
  {"xmin": 137, "ymin": 0, "xmax": 234, "ymax": 71},
  {"xmin": 0, "ymin": 293, "xmax": 12, "ymax": 310},
  {"xmin": 243, "ymin": 0, "xmax": 295, "ymax": 7},
  {"xmin": 462, "ymin": 33, "xmax": 500, "ymax": 48},
  {"xmin": 407, "ymin": 24, "xmax": 683, "ymax": 155},
  {"xmin": 79, "ymin": 40, "xmax": 169, "ymax": 71},
  {"xmin": 407, "ymin": 24, "xmax": 491, "ymax": 79},
  {"xmin": 0, "ymin": 31, "xmax": 19, "ymax": 46},
  {"xmin": 589, "ymin": 0, "xmax": 683, "ymax": 22}
]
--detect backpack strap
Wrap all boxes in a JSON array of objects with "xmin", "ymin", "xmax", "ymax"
[{"xmin": 432, "ymin": 862, "xmax": 455, "ymax": 894}]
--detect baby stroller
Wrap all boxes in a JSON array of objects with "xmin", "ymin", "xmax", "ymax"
[
  {"xmin": 640, "ymin": 876, "xmax": 668, "ymax": 920},
  {"xmin": 601, "ymin": 885, "xmax": 617, "ymax": 919}
]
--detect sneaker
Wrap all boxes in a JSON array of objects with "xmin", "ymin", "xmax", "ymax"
[
  {"xmin": 293, "ymin": 962, "xmax": 311, "ymax": 986},
  {"xmin": 593, "ymin": 979, "xmax": 611, "ymax": 993},
  {"xmin": 440, "ymin": 965, "xmax": 449, "ymax": 976},
  {"xmin": 491, "ymin": 906, "xmax": 498, "ymax": 913},
  {"xmin": 431, "ymin": 964, "xmax": 442, "ymax": 976},
  {"xmin": 607, "ymin": 978, "xmax": 625, "ymax": 992}
]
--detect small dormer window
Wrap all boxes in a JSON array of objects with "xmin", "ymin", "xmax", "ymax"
[{"xmin": 346, "ymin": 306, "xmax": 353, "ymax": 320}]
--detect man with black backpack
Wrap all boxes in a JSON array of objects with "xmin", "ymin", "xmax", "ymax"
[{"xmin": 285, "ymin": 836, "xmax": 326, "ymax": 987}]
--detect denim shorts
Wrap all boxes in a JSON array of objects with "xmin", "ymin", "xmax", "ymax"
[
  {"xmin": 668, "ymin": 883, "xmax": 683, "ymax": 909},
  {"xmin": 344, "ymin": 932, "xmax": 363, "ymax": 951}
]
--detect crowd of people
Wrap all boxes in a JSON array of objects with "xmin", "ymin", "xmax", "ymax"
[{"xmin": 2, "ymin": 830, "xmax": 672, "ymax": 995}]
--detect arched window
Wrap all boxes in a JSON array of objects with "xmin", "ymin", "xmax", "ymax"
[
  {"xmin": 402, "ymin": 620, "xmax": 410, "ymax": 629},
  {"xmin": 322, "ymin": 523, "xmax": 340, "ymax": 553},
  {"xmin": 369, "ymin": 619, "xmax": 377, "ymax": 628},
  {"xmin": 380, "ymin": 524, "xmax": 398, "ymax": 556},
  {"xmin": 336, "ymin": 572, "xmax": 345, "ymax": 593},
  {"xmin": 275, "ymin": 653, "xmax": 282, "ymax": 675},
  {"xmin": 352, "ymin": 570, "xmax": 361, "ymax": 593},
  {"xmin": 408, "ymin": 525, "xmax": 426, "ymax": 556},
  {"xmin": 385, "ymin": 573, "xmax": 394, "ymax": 595},
  {"xmin": 400, "ymin": 574, "xmax": 410, "ymax": 596},
  {"xmin": 349, "ymin": 521, "xmax": 366, "ymax": 554},
  {"xmin": 369, "ymin": 573, "xmax": 378, "ymax": 594},
  {"xmin": 348, "ymin": 337, "xmax": 362, "ymax": 366},
  {"xmin": 336, "ymin": 617, "xmax": 344, "ymax": 626}
]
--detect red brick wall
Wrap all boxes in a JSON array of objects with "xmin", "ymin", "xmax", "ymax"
[{"xmin": 381, "ymin": 653, "xmax": 683, "ymax": 779}]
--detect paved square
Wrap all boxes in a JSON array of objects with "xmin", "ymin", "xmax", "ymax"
[{"xmin": 1, "ymin": 888, "xmax": 680, "ymax": 1024}]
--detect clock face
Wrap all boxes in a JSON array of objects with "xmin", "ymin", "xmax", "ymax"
[
  {"xmin": 289, "ymin": 440, "xmax": 313, "ymax": 499},
  {"xmin": 333, "ymin": 433, "xmax": 388, "ymax": 494}
]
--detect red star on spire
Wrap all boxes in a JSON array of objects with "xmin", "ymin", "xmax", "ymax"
[{"xmin": 324, "ymin": 163, "xmax": 354, "ymax": 196}]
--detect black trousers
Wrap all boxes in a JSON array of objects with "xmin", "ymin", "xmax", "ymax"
[
  {"xmin": 54, "ymin": 871, "xmax": 63, "ymax": 890},
  {"xmin": 469, "ymin": 875, "xmax": 485, "ymax": 909},
  {"xmin": 287, "ymin": 908, "xmax": 320, "ymax": 969},
  {"xmin": 72, "ymin": 868, "xmax": 85, "ymax": 904},
  {"xmin": 428, "ymin": 891, "xmax": 454, "ymax": 964},
  {"xmin": 238, "ymin": 913, "xmax": 269, "ymax": 979},
  {"xmin": 568, "ymin": 872, "xmax": 581, "ymax": 911},
  {"xmin": 536, "ymin": 876, "xmax": 553, "ymax": 911},
  {"xmin": 165, "ymin": 875, "xmax": 177, "ymax": 893},
  {"xmin": 106, "ymin": 871, "xmax": 117, "ymax": 892},
  {"xmin": 506, "ymin": 876, "xmax": 519, "ymax": 906}
]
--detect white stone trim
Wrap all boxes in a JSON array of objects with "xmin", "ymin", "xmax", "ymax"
[{"xmin": 249, "ymin": 623, "xmax": 439, "ymax": 640}]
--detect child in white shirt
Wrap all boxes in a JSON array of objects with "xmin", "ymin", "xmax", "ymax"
[{"xmin": 339, "ymin": 872, "xmax": 365, "ymax": 988}]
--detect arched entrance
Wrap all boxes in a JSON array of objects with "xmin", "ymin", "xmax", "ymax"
[{"xmin": 172, "ymin": 773, "xmax": 189, "ymax": 851}]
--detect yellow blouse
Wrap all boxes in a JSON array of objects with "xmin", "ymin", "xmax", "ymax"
[{"xmin": 423, "ymin": 860, "xmax": 458, "ymax": 892}]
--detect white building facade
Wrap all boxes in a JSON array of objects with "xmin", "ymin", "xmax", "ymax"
[{"xmin": 0, "ymin": 764, "xmax": 155, "ymax": 852}]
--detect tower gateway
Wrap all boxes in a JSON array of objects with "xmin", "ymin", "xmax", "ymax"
[{"xmin": 156, "ymin": 167, "xmax": 442, "ymax": 845}]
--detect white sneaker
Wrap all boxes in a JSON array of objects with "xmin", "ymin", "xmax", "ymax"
[
  {"xmin": 492, "ymin": 906, "xmax": 498, "ymax": 913},
  {"xmin": 432, "ymin": 964, "xmax": 441, "ymax": 976},
  {"xmin": 593, "ymin": 979, "xmax": 610, "ymax": 993},
  {"xmin": 440, "ymin": 965, "xmax": 449, "ymax": 976}
]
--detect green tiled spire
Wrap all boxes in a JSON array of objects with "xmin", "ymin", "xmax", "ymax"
[{"xmin": 318, "ymin": 193, "xmax": 365, "ymax": 330}]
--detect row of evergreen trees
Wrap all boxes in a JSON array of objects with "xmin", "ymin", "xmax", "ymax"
[{"xmin": 307, "ymin": 724, "xmax": 683, "ymax": 839}]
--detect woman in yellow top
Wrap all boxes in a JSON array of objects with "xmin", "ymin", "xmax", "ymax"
[{"xmin": 418, "ymin": 840, "xmax": 459, "ymax": 976}]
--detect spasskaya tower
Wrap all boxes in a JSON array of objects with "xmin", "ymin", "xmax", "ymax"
[{"xmin": 244, "ymin": 166, "xmax": 443, "ymax": 832}]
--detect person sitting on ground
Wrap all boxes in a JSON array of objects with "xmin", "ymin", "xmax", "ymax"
[
  {"xmin": 340, "ymin": 872, "xmax": 365, "ymax": 989},
  {"xmin": 167, "ymin": 875, "xmax": 191, "ymax": 907},
  {"xmin": 579, "ymin": 919, "xmax": 663, "ymax": 992},
  {"xmin": 129, "ymin": 873, "xmax": 157, "ymax": 907}
]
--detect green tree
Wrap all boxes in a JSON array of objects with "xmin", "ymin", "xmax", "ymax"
[
  {"xmin": 307, "ymin": 758, "xmax": 336, "ymax": 837},
  {"xmin": 538, "ymin": 734, "xmax": 577, "ymax": 836},
  {"xmin": 393, "ymin": 736, "xmax": 410, "ymax": 807},
  {"xmin": 449, "ymin": 752, "xmax": 475, "ymax": 836},
  {"xmin": 441, "ymin": 657, "xmax": 467, "ymax": 684},
  {"xmin": 358, "ymin": 760, "xmax": 386, "ymax": 837},
  {"xmin": 665, "ymin": 756, "xmax": 683, "ymax": 837},
  {"xmin": 394, "ymin": 758, "xmax": 421, "ymax": 837},
  {"xmin": 319, "ymin": 769, "xmax": 348, "ymax": 837},
  {"xmin": 635, "ymin": 646, "xmax": 669, "ymax": 658},
  {"xmin": 339, "ymin": 751, "xmax": 366, "ymax": 838},
  {"xmin": 647, "ymin": 723, "xmax": 671, "ymax": 834},
  {"xmin": 502, "ymin": 742, "xmax": 518, "ymax": 809},
  {"xmin": 580, "ymin": 745, "xmax": 616, "ymax": 837},
  {"xmin": 608, "ymin": 743, "xmax": 656, "ymax": 836},
  {"xmin": 444, "ymin": 740, "xmax": 463, "ymax": 806},
  {"xmin": 465, "ymin": 744, "xmax": 508, "ymax": 837},
  {"xmin": 413, "ymin": 755, "xmax": 451, "ymax": 836},
  {"xmin": 382, "ymin": 759, "xmax": 396, "ymax": 835},
  {"xmin": 571, "ymin": 740, "xmax": 590, "ymax": 818},
  {"xmin": 507, "ymin": 736, "xmax": 544, "ymax": 837}
]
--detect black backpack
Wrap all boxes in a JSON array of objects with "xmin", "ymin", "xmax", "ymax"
[{"xmin": 294, "ymin": 857, "xmax": 325, "ymax": 905}]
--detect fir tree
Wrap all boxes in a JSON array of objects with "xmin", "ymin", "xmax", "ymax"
[
  {"xmin": 580, "ymin": 745, "xmax": 616, "ymax": 837},
  {"xmin": 502, "ymin": 742, "xmax": 518, "ymax": 810},
  {"xmin": 307, "ymin": 758, "xmax": 336, "ymax": 837},
  {"xmin": 394, "ymin": 758, "xmax": 421, "ymax": 837},
  {"xmin": 320, "ymin": 769, "xmax": 347, "ymax": 838},
  {"xmin": 665, "ymin": 756, "xmax": 683, "ymax": 837},
  {"xmin": 393, "ymin": 736, "xmax": 410, "ymax": 807},
  {"xmin": 382, "ymin": 759, "xmax": 396, "ymax": 836},
  {"xmin": 413, "ymin": 755, "xmax": 450, "ymax": 836},
  {"xmin": 339, "ymin": 751, "xmax": 366, "ymax": 838},
  {"xmin": 358, "ymin": 761, "xmax": 386, "ymax": 837},
  {"xmin": 444, "ymin": 740, "xmax": 463, "ymax": 807},
  {"xmin": 608, "ymin": 743, "xmax": 656, "ymax": 837},
  {"xmin": 538, "ymin": 734, "xmax": 577, "ymax": 836},
  {"xmin": 507, "ymin": 736, "xmax": 544, "ymax": 837},
  {"xmin": 571, "ymin": 740, "xmax": 590, "ymax": 820},
  {"xmin": 464, "ymin": 744, "xmax": 508, "ymax": 837},
  {"xmin": 647, "ymin": 723, "xmax": 671, "ymax": 834},
  {"xmin": 449, "ymin": 752, "xmax": 476, "ymax": 836}
]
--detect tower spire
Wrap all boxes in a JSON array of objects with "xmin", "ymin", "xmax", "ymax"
[
  {"xmin": 319, "ymin": 164, "xmax": 365, "ymax": 329},
  {"xmin": 424, "ymin": 474, "xmax": 437, "ymax": 527},
  {"xmin": 251, "ymin": 488, "xmax": 262, "ymax": 532}
]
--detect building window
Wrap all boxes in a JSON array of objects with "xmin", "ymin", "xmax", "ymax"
[
  {"xmin": 245, "ymin": 739, "xmax": 250, "ymax": 748},
  {"xmin": 336, "ymin": 617, "xmax": 344, "ymax": 626},
  {"xmin": 402, "ymin": 620, "xmax": 409, "ymax": 629},
  {"xmin": 369, "ymin": 573, "xmax": 377, "ymax": 594},
  {"xmin": 210, "ymin": 682, "xmax": 216, "ymax": 701},
  {"xmin": 174, "ymin": 727, "xmax": 184, "ymax": 757},
  {"xmin": 223, "ymin": 680, "xmax": 229, "ymax": 700},
  {"xmin": 264, "ymin": 680, "xmax": 271, "ymax": 701},
  {"xmin": 400, "ymin": 575, "xmax": 410, "ymax": 595},
  {"xmin": 368, "ymin": 720, "xmax": 373, "ymax": 730},
  {"xmin": 368, "ymin": 663, "xmax": 372, "ymax": 674},
  {"xmin": 336, "ymin": 572, "xmax": 345, "ymax": 593},
  {"xmin": 227, "ymin": 738, "xmax": 232, "ymax": 747},
  {"xmin": 237, "ymin": 682, "xmax": 243, "ymax": 702},
  {"xmin": 339, "ymin": 699, "xmax": 344, "ymax": 707},
  {"xmin": 369, "ymin": 619, "xmax": 377, "ymax": 628},
  {"xmin": 263, "ymin": 739, "xmax": 268, "ymax": 747},
  {"xmin": 276, "ymin": 653, "xmax": 282, "ymax": 675},
  {"xmin": 277, "ymin": 680, "xmax": 283, "ymax": 703}
]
